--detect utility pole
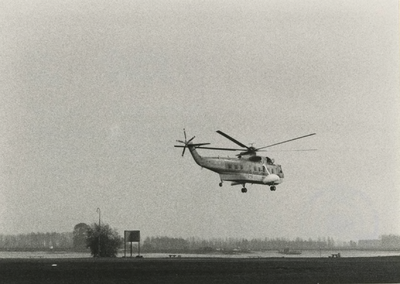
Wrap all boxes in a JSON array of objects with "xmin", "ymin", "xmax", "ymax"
[{"xmin": 97, "ymin": 208, "xmax": 101, "ymax": 257}]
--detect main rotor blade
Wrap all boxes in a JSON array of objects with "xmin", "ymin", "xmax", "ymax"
[
  {"xmin": 195, "ymin": 146, "xmax": 244, "ymax": 151},
  {"xmin": 256, "ymin": 133, "xmax": 316, "ymax": 150},
  {"xmin": 174, "ymin": 143, "xmax": 211, "ymax": 148},
  {"xmin": 216, "ymin": 130, "xmax": 249, "ymax": 149},
  {"xmin": 258, "ymin": 149, "xmax": 317, "ymax": 152},
  {"xmin": 174, "ymin": 145, "xmax": 240, "ymax": 151}
]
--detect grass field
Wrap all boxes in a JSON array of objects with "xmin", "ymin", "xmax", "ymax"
[{"xmin": 1, "ymin": 256, "xmax": 400, "ymax": 283}]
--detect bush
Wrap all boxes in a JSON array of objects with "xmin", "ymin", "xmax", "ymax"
[{"xmin": 86, "ymin": 223, "xmax": 122, "ymax": 257}]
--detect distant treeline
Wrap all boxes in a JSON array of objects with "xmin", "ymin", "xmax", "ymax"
[
  {"xmin": 141, "ymin": 236, "xmax": 337, "ymax": 253},
  {"xmin": 0, "ymin": 232, "xmax": 73, "ymax": 251},
  {"xmin": 1, "ymin": 231, "xmax": 400, "ymax": 252},
  {"xmin": 143, "ymin": 236, "xmax": 400, "ymax": 252}
]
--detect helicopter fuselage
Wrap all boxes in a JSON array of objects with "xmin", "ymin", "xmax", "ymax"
[{"xmin": 187, "ymin": 143, "xmax": 284, "ymax": 188}]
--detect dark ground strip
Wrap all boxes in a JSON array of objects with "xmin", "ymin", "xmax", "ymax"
[{"xmin": 1, "ymin": 256, "xmax": 400, "ymax": 284}]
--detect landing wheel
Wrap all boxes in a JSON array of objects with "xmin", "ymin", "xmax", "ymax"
[
  {"xmin": 241, "ymin": 187, "xmax": 247, "ymax": 193},
  {"xmin": 270, "ymin": 186, "xmax": 276, "ymax": 191},
  {"xmin": 219, "ymin": 182, "xmax": 223, "ymax": 187}
]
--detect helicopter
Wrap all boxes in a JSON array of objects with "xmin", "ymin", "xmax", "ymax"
[{"xmin": 174, "ymin": 130, "xmax": 316, "ymax": 193}]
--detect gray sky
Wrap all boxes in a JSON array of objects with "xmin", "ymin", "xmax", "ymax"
[{"xmin": 1, "ymin": 0, "xmax": 399, "ymax": 242}]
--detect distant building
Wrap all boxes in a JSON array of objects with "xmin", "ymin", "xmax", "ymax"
[
  {"xmin": 358, "ymin": 239, "xmax": 381, "ymax": 249},
  {"xmin": 381, "ymin": 235, "xmax": 400, "ymax": 249}
]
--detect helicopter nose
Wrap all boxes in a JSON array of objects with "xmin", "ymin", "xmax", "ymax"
[{"xmin": 263, "ymin": 174, "xmax": 280, "ymax": 184}]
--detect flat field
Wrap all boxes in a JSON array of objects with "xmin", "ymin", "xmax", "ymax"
[{"xmin": 1, "ymin": 256, "xmax": 400, "ymax": 283}]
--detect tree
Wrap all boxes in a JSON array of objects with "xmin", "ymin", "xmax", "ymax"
[
  {"xmin": 86, "ymin": 223, "xmax": 122, "ymax": 257},
  {"xmin": 73, "ymin": 223, "xmax": 90, "ymax": 251}
]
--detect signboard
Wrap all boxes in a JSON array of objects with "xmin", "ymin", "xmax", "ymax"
[
  {"xmin": 124, "ymin": 230, "xmax": 141, "ymax": 257},
  {"xmin": 125, "ymin": 230, "xmax": 140, "ymax": 242}
]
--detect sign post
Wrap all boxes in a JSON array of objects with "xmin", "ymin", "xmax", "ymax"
[{"xmin": 124, "ymin": 230, "xmax": 141, "ymax": 258}]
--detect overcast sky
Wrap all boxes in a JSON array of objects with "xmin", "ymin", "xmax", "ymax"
[{"xmin": 1, "ymin": 0, "xmax": 399, "ymax": 242}]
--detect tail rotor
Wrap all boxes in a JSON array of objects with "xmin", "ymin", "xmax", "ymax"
[{"xmin": 175, "ymin": 129, "xmax": 209, "ymax": 157}]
